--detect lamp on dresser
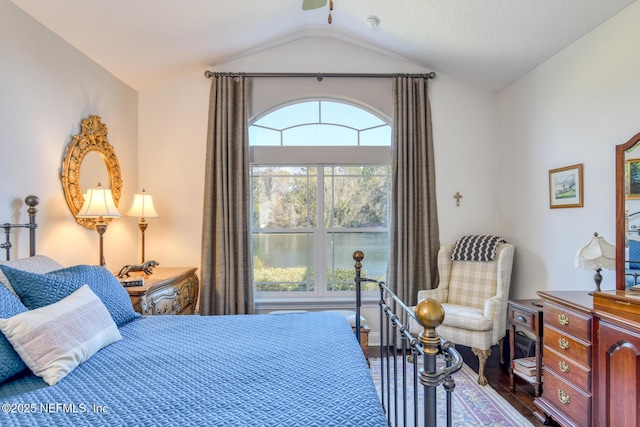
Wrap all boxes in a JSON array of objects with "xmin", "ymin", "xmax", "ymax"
[
  {"xmin": 76, "ymin": 183, "xmax": 121, "ymax": 266},
  {"xmin": 126, "ymin": 189, "xmax": 159, "ymax": 263},
  {"xmin": 575, "ymin": 232, "xmax": 615, "ymax": 292}
]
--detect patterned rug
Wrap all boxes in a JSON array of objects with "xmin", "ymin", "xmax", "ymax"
[{"xmin": 369, "ymin": 357, "xmax": 533, "ymax": 427}]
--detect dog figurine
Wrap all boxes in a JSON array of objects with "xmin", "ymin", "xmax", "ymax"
[{"xmin": 117, "ymin": 260, "xmax": 159, "ymax": 278}]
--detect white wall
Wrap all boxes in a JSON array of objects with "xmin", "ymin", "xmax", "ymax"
[
  {"xmin": 137, "ymin": 73, "xmax": 209, "ymax": 268},
  {"xmin": 139, "ymin": 37, "xmax": 499, "ymax": 337},
  {"xmin": 139, "ymin": 37, "xmax": 500, "ymax": 279},
  {"xmin": 498, "ymin": 1, "xmax": 640, "ymax": 297},
  {"xmin": 9, "ymin": 0, "xmax": 637, "ymax": 312},
  {"xmin": 1, "ymin": 0, "xmax": 501, "ymax": 328},
  {"xmin": 11, "ymin": 0, "xmax": 639, "ymax": 336},
  {"xmin": 0, "ymin": 0, "xmax": 139, "ymax": 268}
]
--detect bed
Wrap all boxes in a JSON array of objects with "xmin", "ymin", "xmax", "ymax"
[{"xmin": 0, "ymin": 196, "xmax": 387, "ymax": 426}]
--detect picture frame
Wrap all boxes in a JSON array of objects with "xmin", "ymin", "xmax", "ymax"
[
  {"xmin": 627, "ymin": 159, "xmax": 640, "ymax": 199},
  {"xmin": 549, "ymin": 164, "xmax": 583, "ymax": 209}
]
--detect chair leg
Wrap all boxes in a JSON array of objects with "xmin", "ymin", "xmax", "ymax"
[
  {"xmin": 472, "ymin": 347, "xmax": 491, "ymax": 386},
  {"xmin": 499, "ymin": 337, "xmax": 504, "ymax": 365}
]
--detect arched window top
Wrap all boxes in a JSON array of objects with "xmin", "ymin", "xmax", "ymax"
[{"xmin": 250, "ymin": 100, "xmax": 391, "ymax": 147}]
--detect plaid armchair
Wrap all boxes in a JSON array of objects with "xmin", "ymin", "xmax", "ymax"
[{"xmin": 410, "ymin": 242, "xmax": 515, "ymax": 385}]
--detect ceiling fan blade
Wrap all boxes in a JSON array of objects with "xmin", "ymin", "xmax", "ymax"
[{"xmin": 302, "ymin": 0, "xmax": 327, "ymax": 10}]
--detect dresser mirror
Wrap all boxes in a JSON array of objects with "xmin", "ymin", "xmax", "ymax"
[
  {"xmin": 616, "ymin": 131, "xmax": 640, "ymax": 289},
  {"xmin": 61, "ymin": 115, "xmax": 123, "ymax": 230}
]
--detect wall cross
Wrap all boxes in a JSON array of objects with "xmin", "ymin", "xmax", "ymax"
[{"xmin": 453, "ymin": 192, "xmax": 463, "ymax": 207}]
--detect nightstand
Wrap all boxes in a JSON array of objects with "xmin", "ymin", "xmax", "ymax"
[
  {"xmin": 123, "ymin": 267, "xmax": 199, "ymax": 315},
  {"xmin": 508, "ymin": 299, "xmax": 544, "ymax": 396}
]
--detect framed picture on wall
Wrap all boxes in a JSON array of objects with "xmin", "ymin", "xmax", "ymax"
[
  {"xmin": 627, "ymin": 159, "xmax": 640, "ymax": 199},
  {"xmin": 549, "ymin": 164, "xmax": 583, "ymax": 209}
]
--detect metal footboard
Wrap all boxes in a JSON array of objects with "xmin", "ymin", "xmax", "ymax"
[{"xmin": 354, "ymin": 251, "xmax": 463, "ymax": 427}]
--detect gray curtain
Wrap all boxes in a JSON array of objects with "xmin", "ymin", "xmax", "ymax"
[
  {"xmin": 199, "ymin": 74, "xmax": 253, "ymax": 315},
  {"xmin": 389, "ymin": 75, "xmax": 440, "ymax": 306}
]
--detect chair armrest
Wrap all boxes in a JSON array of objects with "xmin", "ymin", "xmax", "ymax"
[{"xmin": 484, "ymin": 295, "xmax": 509, "ymax": 342}]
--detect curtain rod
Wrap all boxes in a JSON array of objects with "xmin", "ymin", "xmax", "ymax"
[{"xmin": 203, "ymin": 71, "xmax": 436, "ymax": 81}]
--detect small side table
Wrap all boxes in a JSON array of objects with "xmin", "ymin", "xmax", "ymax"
[{"xmin": 508, "ymin": 299, "xmax": 544, "ymax": 396}]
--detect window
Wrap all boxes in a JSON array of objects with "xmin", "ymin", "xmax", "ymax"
[{"xmin": 250, "ymin": 100, "xmax": 390, "ymax": 299}]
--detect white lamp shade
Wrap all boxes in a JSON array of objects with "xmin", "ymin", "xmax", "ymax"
[
  {"xmin": 77, "ymin": 184, "xmax": 121, "ymax": 218},
  {"xmin": 127, "ymin": 190, "xmax": 159, "ymax": 218},
  {"xmin": 575, "ymin": 234, "xmax": 616, "ymax": 271}
]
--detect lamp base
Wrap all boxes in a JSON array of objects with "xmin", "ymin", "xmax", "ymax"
[
  {"xmin": 138, "ymin": 219, "xmax": 148, "ymax": 263},
  {"xmin": 96, "ymin": 221, "xmax": 108, "ymax": 267},
  {"xmin": 593, "ymin": 268, "xmax": 603, "ymax": 293}
]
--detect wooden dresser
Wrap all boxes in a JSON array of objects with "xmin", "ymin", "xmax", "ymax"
[
  {"xmin": 535, "ymin": 291, "xmax": 594, "ymax": 427},
  {"xmin": 123, "ymin": 267, "xmax": 199, "ymax": 315},
  {"xmin": 535, "ymin": 290, "xmax": 640, "ymax": 427}
]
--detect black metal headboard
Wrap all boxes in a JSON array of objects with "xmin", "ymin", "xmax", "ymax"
[{"xmin": 1, "ymin": 195, "xmax": 38, "ymax": 260}]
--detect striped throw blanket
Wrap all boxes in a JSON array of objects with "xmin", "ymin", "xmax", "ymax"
[{"xmin": 451, "ymin": 235, "xmax": 506, "ymax": 261}]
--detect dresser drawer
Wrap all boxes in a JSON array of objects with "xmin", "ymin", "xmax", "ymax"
[
  {"xmin": 141, "ymin": 273, "xmax": 197, "ymax": 315},
  {"xmin": 509, "ymin": 305, "xmax": 540, "ymax": 333},
  {"xmin": 544, "ymin": 325, "xmax": 591, "ymax": 368},
  {"xmin": 544, "ymin": 302, "xmax": 591, "ymax": 342},
  {"xmin": 127, "ymin": 267, "xmax": 199, "ymax": 316},
  {"xmin": 544, "ymin": 346, "xmax": 591, "ymax": 392},
  {"xmin": 543, "ymin": 369, "xmax": 592, "ymax": 427}
]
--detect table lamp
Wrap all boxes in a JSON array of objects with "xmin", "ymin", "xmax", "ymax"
[
  {"xmin": 77, "ymin": 183, "xmax": 121, "ymax": 266},
  {"xmin": 575, "ymin": 232, "xmax": 616, "ymax": 293},
  {"xmin": 126, "ymin": 189, "xmax": 159, "ymax": 263}
]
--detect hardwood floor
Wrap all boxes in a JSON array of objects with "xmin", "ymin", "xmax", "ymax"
[
  {"xmin": 482, "ymin": 355, "xmax": 550, "ymax": 426},
  {"xmin": 455, "ymin": 344, "xmax": 559, "ymax": 427}
]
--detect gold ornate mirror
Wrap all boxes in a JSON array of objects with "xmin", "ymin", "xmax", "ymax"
[
  {"xmin": 61, "ymin": 115, "xmax": 123, "ymax": 230},
  {"xmin": 616, "ymin": 131, "xmax": 640, "ymax": 289}
]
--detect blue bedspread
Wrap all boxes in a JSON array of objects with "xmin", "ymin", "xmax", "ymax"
[{"xmin": 0, "ymin": 312, "xmax": 386, "ymax": 426}]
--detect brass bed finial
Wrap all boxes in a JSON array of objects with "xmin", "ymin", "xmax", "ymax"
[{"xmin": 414, "ymin": 298, "xmax": 445, "ymax": 356}]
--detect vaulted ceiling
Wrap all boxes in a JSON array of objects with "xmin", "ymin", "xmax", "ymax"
[{"xmin": 10, "ymin": 0, "xmax": 635, "ymax": 91}]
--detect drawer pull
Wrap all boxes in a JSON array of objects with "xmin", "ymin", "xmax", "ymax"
[
  {"xmin": 559, "ymin": 337, "xmax": 570, "ymax": 349},
  {"xmin": 558, "ymin": 314, "xmax": 570, "ymax": 325},
  {"xmin": 516, "ymin": 315, "xmax": 526, "ymax": 323},
  {"xmin": 558, "ymin": 390, "xmax": 571, "ymax": 405},
  {"xmin": 559, "ymin": 360, "xmax": 570, "ymax": 372}
]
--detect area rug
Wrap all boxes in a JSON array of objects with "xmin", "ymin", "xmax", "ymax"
[{"xmin": 369, "ymin": 357, "xmax": 533, "ymax": 427}]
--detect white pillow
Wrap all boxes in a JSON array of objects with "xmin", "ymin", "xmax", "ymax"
[{"xmin": 0, "ymin": 284, "xmax": 121, "ymax": 386}]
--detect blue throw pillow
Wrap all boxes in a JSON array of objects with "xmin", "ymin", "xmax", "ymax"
[
  {"xmin": 0, "ymin": 285, "xmax": 28, "ymax": 383},
  {"xmin": 0, "ymin": 265, "xmax": 141, "ymax": 327}
]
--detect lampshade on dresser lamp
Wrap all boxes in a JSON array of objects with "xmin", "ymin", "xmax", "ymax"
[
  {"xmin": 76, "ymin": 183, "xmax": 121, "ymax": 266},
  {"xmin": 126, "ymin": 189, "xmax": 159, "ymax": 263},
  {"xmin": 575, "ymin": 232, "xmax": 616, "ymax": 293}
]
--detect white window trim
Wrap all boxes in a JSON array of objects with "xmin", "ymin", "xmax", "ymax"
[{"xmin": 250, "ymin": 146, "xmax": 391, "ymax": 165}]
